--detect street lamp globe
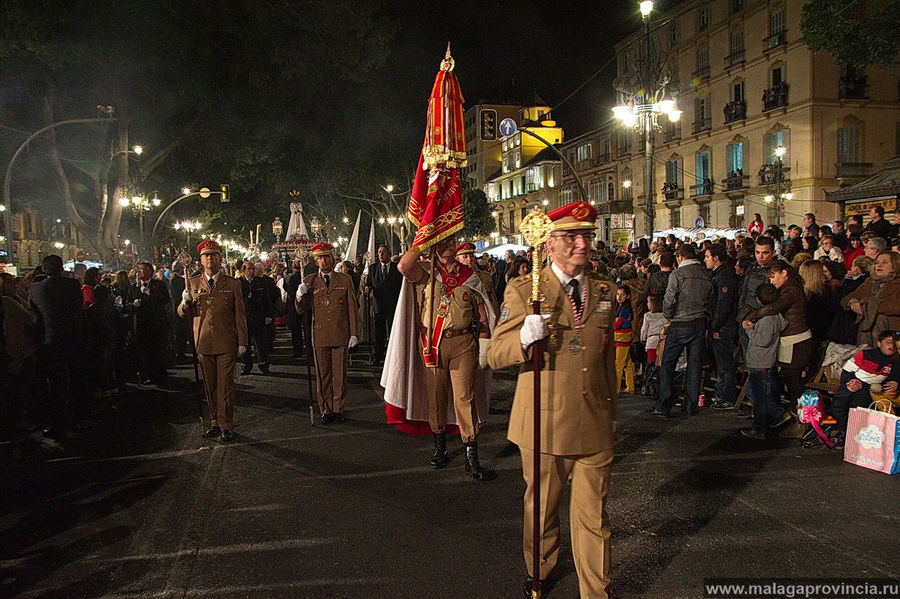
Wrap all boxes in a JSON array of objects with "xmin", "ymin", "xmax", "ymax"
[
  {"xmin": 119, "ymin": 197, "xmax": 130, "ymax": 207},
  {"xmin": 132, "ymin": 145, "xmax": 143, "ymax": 156},
  {"xmin": 181, "ymin": 187, "xmax": 191, "ymax": 196},
  {"xmin": 131, "ymin": 196, "xmax": 142, "ymax": 206},
  {"xmin": 623, "ymin": 180, "xmax": 632, "ymax": 188},
  {"xmin": 764, "ymin": 195, "xmax": 775, "ymax": 203},
  {"xmin": 387, "ymin": 217, "xmax": 397, "ymax": 225},
  {"xmin": 775, "ymin": 145, "xmax": 786, "ymax": 159},
  {"xmin": 385, "ymin": 184, "xmax": 394, "ymax": 193},
  {"xmin": 657, "ymin": 99, "xmax": 675, "ymax": 114},
  {"xmin": 784, "ymin": 193, "xmax": 793, "ymax": 200},
  {"xmin": 640, "ymin": 1, "xmax": 653, "ymax": 17},
  {"xmin": 668, "ymin": 109, "xmax": 682, "ymax": 122}
]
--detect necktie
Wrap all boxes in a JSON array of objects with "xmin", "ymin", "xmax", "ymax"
[
  {"xmin": 208, "ymin": 277, "xmax": 215, "ymax": 290},
  {"xmin": 324, "ymin": 274, "xmax": 330, "ymax": 288},
  {"xmin": 382, "ymin": 263, "xmax": 387, "ymax": 276},
  {"xmin": 568, "ymin": 279, "xmax": 582, "ymax": 312}
]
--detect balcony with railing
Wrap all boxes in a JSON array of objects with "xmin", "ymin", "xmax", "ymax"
[
  {"xmin": 835, "ymin": 162, "xmax": 873, "ymax": 178},
  {"xmin": 692, "ymin": 66, "xmax": 710, "ymax": 82},
  {"xmin": 724, "ymin": 49, "xmax": 745, "ymax": 70},
  {"xmin": 722, "ymin": 172, "xmax": 749, "ymax": 190},
  {"xmin": 596, "ymin": 153, "xmax": 611, "ymax": 165},
  {"xmin": 763, "ymin": 30, "xmax": 786, "ymax": 52},
  {"xmin": 577, "ymin": 158, "xmax": 594, "ymax": 171},
  {"xmin": 723, "ymin": 100, "xmax": 746, "ymax": 124},
  {"xmin": 692, "ymin": 117, "xmax": 711, "ymax": 134},
  {"xmin": 839, "ymin": 76, "xmax": 869, "ymax": 100},
  {"xmin": 762, "ymin": 83, "xmax": 789, "ymax": 112},
  {"xmin": 662, "ymin": 184, "xmax": 684, "ymax": 202},
  {"xmin": 690, "ymin": 179, "xmax": 714, "ymax": 198}
]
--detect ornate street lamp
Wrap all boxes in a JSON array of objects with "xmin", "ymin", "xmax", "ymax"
[
  {"xmin": 764, "ymin": 145, "xmax": 792, "ymax": 228},
  {"xmin": 119, "ymin": 191, "xmax": 162, "ymax": 260},
  {"xmin": 612, "ymin": 0, "xmax": 679, "ymax": 237}
]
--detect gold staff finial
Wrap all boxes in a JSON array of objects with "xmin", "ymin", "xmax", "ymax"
[{"xmin": 520, "ymin": 208, "xmax": 554, "ymax": 302}]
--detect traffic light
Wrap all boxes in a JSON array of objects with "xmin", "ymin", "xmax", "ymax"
[
  {"xmin": 220, "ymin": 184, "xmax": 229, "ymax": 202},
  {"xmin": 480, "ymin": 109, "xmax": 497, "ymax": 141}
]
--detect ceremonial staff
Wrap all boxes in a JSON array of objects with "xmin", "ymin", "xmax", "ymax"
[{"xmin": 520, "ymin": 208, "xmax": 554, "ymax": 599}]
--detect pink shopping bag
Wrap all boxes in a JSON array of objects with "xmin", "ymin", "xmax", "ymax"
[{"xmin": 844, "ymin": 407, "xmax": 900, "ymax": 474}]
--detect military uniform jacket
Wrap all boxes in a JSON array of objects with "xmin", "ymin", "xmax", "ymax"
[
  {"xmin": 487, "ymin": 266, "xmax": 618, "ymax": 455},
  {"xmin": 179, "ymin": 273, "xmax": 248, "ymax": 355},
  {"xmin": 303, "ymin": 271, "xmax": 359, "ymax": 347},
  {"xmin": 408, "ymin": 261, "xmax": 483, "ymax": 333}
]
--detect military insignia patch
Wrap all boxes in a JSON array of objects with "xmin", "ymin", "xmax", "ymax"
[
  {"xmin": 599, "ymin": 282, "xmax": 610, "ymax": 295},
  {"xmin": 500, "ymin": 307, "xmax": 509, "ymax": 322},
  {"xmin": 463, "ymin": 292, "xmax": 469, "ymax": 302},
  {"xmin": 597, "ymin": 300, "xmax": 612, "ymax": 312}
]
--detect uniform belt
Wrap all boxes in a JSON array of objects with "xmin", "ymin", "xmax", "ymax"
[{"xmin": 442, "ymin": 328, "xmax": 473, "ymax": 339}]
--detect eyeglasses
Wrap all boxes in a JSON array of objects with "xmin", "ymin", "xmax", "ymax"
[{"xmin": 551, "ymin": 232, "xmax": 596, "ymax": 243}]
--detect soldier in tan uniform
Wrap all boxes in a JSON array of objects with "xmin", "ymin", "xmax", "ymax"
[
  {"xmin": 178, "ymin": 240, "xmax": 248, "ymax": 442},
  {"xmin": 295, "ymin": 242, "xmax": 359, "ymax": 424},
  {"xmin": 487, "ymin": 201, "xmax": 618, "ymax": 599},
  {"xmin": 455, "ymin": 242, "xmax": 500, "ymax": 316},
  {"xmin": 397, "ymin": 234, "xmax": 494, "ymax": 480}
]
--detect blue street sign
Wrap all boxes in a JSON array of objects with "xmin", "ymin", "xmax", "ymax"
[
  {"xmin": 499, "ymin": 118, "xmax": 518, "ymax": 137},
  {"xmin": 695, "ymin": 216, "xmax": 705, "ymax": 228}
]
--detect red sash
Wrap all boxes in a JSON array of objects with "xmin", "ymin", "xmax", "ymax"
[{"xmin": 421, "ymin": 264, "xmax": 472, "ymax": 367}]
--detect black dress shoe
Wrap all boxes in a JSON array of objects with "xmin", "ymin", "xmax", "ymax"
[
  {"xmin": 523, "ymin": 575, "xmax": 545, "ymax": 598},
  {"xmin": 320, "ymin": 413, "xmax": 335, "ymax": 425},
  {"xmin": 220, "ymin": 429, "xmax": 235, "ymax": 442},
  {"xmin": 258, "ymin": 363, "xmax": 270, "ymax": 375},
  {"xmin": 203, "ymin": 426, "xmax": 221, "ymax": 438},
  {"xmin": 644, "ymin": 407, "xmax": 671, "ymax": 417}
]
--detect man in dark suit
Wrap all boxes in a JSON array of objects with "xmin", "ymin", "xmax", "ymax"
[
  {"xmin": 133, "ymin": 262, "xmax": 171, "ymax": 384},
  {"xmin": 364, "ymin": 244, "xmax": 402, "ymax": 363},
  {"xmin": 30, "ymin": 254, "xmax": 84, "ymax": 438},
  {"xmin": 240, "ymin": 261, "xmax": 280, "ymax": 375},
  {"xmin": 168, "ymin": 261, "xmax": 190, "ymax": 361},
  {"xmin": 282, "ymin": 260, "xmax": 305, "ymax": 359}
]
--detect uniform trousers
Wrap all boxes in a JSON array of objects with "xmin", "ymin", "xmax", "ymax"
[
  {"xmin": 520, "ymin": 447, "xmax": 614, "ymax": 599},
  {"xmin": 313, "ymin": 345, "xmax": 348, "ymax": 414},
  {"xmin": 199, "ymin": 352, "xmax": 237, "ymax": 429},
  {"xmin": 423, "ymin": 334, "xmax": 478, "ymax": 442}
]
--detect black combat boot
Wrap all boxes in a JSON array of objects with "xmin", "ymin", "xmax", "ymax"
[
  {"xmin": 464, "ymin": 441, "xmax": 496, "ymax": 481},
  {"xmin": 430, "ymin": 432, "xmax": 449, "ymax": 469}
]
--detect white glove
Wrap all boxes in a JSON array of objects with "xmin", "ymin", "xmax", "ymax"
[
  {"xmin": 296, "ymin": 283, "xmax": 309, "ymax": 299},
  {"xmin": 478, "ymin": 338, "xmax": 490, "ymax": 369},
  {"xmin": 348, "ymin": 335, "xmax": 359, "ymax": 349},
  {"xmin": 182, "ymin": 287, "xmax": 192, "ymax": 304},
  {"xmin": 264, "ymin": 317, "xmax": 273, "ymax": 325},
  {"xmin": 237, "ymin": 345, "xmax": 247, "ymax": 357},
  {"xmin": 132, "ymin": 299, "xmax": 142, "ymax": 308},
  {"xmin": 520, "ymin": 314, "xmax": 550, "ymax": 349}
]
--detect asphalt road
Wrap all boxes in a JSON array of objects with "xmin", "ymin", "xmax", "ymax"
[{"xmin": 2, "ymin": 329, "xmax": 898, "ymax": 598}]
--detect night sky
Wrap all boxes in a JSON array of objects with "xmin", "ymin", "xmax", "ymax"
[{"xmin": 373, "ymin": 0, "xmax": 651, "ymax": 137}]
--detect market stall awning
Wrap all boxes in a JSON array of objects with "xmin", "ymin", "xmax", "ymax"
[{"xmin": 826, "ymin": 156, "xmax": 900, "ymax": 204}]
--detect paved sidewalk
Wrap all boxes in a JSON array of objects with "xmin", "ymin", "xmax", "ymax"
[{"xmin": 1, "ymin": 329, "xmax": 898, "ymax": 598}]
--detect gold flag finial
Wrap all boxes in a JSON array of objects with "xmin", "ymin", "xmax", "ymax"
[{"xmin": 440, "ymin": 42, "xmax": 455, "ymax": 72}]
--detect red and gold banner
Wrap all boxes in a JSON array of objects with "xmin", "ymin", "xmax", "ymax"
[{"xmin": 407, "ymin": 44, "xmax": 467, "ymax": 253}]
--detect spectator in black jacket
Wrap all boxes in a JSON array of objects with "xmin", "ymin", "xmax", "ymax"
[
  {"xmin": 241, "ymin": 262, "xmax": 280, "ymax": 374},
  {"xmin": 645, "ymin": 252, "xmax": 674, "ymax": 297},
  {"xmin": 29, "ymin": 255, "xmax": 85, "ymax": 438},
  {"xmin": 282, "ymin": 260, "xmax": 305, "ymax": 359},
  {"xmin": 132, "ymin": 262, "xmax": 171, "ymax": 385},
  {"xmin": 865, "ymin": 206, "xmax": 893, "ymax": 240},
  {"xmin": 168, "ymin": 261, "xmax": 190, "ymax": 361},
  {"xmin": 85, "ymin": 284, "xmax": 117, "ymax": 397},
  {"xmin": 364, "ymin": 244, "xmax": 403, "ymax": 364},
  {"xmin": 705, "ymin": 244, "xmax": 739, "ymax": 409}
]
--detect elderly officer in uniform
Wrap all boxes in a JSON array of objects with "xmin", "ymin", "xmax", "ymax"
[
  {"xmin": 488, "ymin": 200, "xmax": 618, "ymax": 599},
  {"xmin": 397, "ymin": 234, "xmax": 494, "ymax": 480},
  {"xmin": 178, "ymin": 240, "xmax": 248, "ymax": 442},
  {"xmin": 455, "ymin": 241, "xmax": 500, "ymax": 316},
  {"xmin": 295, "ymin": 242, "xmax": 359, "ymax": 424}
]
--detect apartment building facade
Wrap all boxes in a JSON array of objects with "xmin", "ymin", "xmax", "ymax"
[{"xmin": 614, "ymin": 0, "xmax": 900, "ymax": 236}]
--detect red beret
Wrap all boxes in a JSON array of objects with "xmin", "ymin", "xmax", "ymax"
[
  {"xmin": 197, "ymin": 240, "xmax": 222, "ymax": 255},
  {"xmin": 310, "ymin": 242, "xmax": 334, "ymax": 257},
  {"xmin": 546, "ymin": 200, "xmax": 597, "ymax": 231},
  {"xmin": 455, "ymin": 242, "xmax": 476, "ymax": 255}
]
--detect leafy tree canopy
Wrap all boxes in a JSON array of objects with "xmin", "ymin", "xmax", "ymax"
[
  {"xmin": 800, "ymin": 0, "xmax": 900, "ymax": 70},
  {"xmin": 461, "ymin": 188, "xmax": 494, "ymax": 239}
]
